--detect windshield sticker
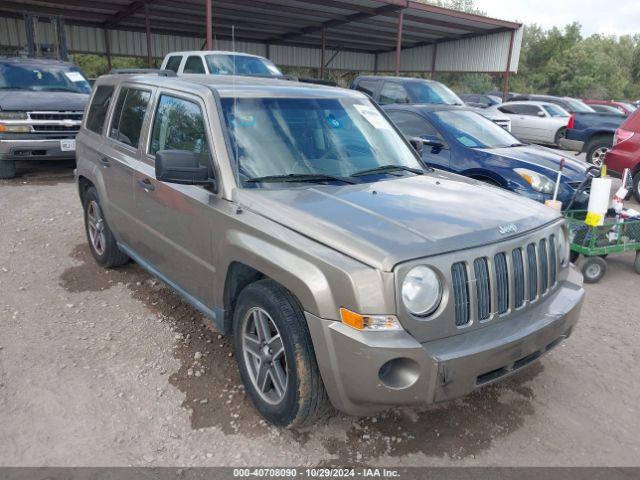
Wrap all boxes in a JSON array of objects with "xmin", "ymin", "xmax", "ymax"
[
  {"xmin": 64, "ymin": 71, "xmax": 85, "ymax": 82},
  {"xmin": 230, "ymin": 113, "xmax": 256, "ymax": 128},
  {"xmin": 325, "ymin": 113, "xmax": 342, "ymax": 129},
  {"xmin": 354, "ymin": 104, "xmax": 391, "ymax": 130}
]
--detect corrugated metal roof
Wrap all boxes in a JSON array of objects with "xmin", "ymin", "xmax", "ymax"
[{"xmin": 0, "ymin": 0, "xmax": 521, "ymax": 73}]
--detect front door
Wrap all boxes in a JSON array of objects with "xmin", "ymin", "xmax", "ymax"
[{"xmin": 130, "ymin": 92, "xmax": 223, "ymax": 309}]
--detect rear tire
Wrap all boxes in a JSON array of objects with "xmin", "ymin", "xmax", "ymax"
[
  {"xmin": 82, "ymin": 186, "xmax": 130, "ymax": 268},
  {"xmin": 632, "ymin": 172, "xmax": 640, "ymax": 203},
  {"xmin": 0, "ymin": 160, "xmax": 16, "ymax": 179},
  {"xmin": 585, "ymin": 135, "xmax": 613, "ymax": 167},
  {"xmin": 233, "ymin": 279, "xmax": 331, "ymax": 427},
  {"xmin": 580, "ymin": 256, "xmax": 607, "ymax": 283},
  {"xmin": 634, "ymin": 252, "xmax": 640, "ymax": 275}
]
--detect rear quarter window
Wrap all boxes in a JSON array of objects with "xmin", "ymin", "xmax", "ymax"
[
  {"xmin": 86, "ymin": 85, "xmax": 115, "ymax": 135},
  {"xmin": 164, "ymin": 55, "xmax": 182, "ymax": 73}
]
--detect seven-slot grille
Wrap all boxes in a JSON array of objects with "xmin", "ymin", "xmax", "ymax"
[{"xmin": 452, "ymin": 234, "xmax": 560, "ymax": 327}]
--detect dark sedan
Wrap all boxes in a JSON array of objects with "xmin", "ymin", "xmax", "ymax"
[{"xmin": 384, "ymin": 104, "xmax": 590, "ymax": 209}]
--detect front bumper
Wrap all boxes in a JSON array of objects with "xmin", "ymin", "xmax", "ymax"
[
  {"xmin": 559, "ymin": 137, "xmax": 585, "ymax": 152},
  {"xmin": 307, "ymin": 266, "xmax": 584, "ymax": 416},
  {"xmin": 0, "ymin": 136, "xmax": 76, "ymax": 161}
]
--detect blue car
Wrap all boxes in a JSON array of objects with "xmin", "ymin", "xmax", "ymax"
[{"xmin": 384, "ymin": 104, "xmax": 590, "ymax": 209}]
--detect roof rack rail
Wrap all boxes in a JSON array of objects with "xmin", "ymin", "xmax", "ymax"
[{"xmin": 108, "ymin": 68, "xmax": 176, "ymax": 76}]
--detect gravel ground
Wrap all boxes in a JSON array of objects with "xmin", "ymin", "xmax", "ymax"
[{"xmin": 0, "ymin": 160, "xmax": 639, "ymax": 467}]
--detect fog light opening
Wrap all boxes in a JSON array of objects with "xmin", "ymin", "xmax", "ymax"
[{"xmin": 378, "ymin": 358, "xmax": 420, "ymax": 390}]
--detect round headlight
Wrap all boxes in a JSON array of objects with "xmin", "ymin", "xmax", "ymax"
[
  {"xmin": 557, "ymin": 227, "xmax": 570, "ymax": 265},
  {"xmin": 401, "ymin": 266, "xmax": 442, "ymax": 316}
]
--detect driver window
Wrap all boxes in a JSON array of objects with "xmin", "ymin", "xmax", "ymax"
[
  {"xmin": 379, "ymin": 83, "xmax": 410, "ymax": 105},
  {"xmin": 149, "ymin": 94, "xmax": 211, "ymax": 168}
]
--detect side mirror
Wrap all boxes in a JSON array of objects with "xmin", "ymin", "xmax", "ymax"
[
  {"xmin": 537, "ymin": 111, "xmax": 546, "ymax": 117},
  {"xmin": 409, "ymin": 137, "xmax": 424, "ymax": 153},
  {"xmin": 155, "ymin": 150, "xmax": 212, "ymax": 186},
  {"xmin": 421, "ymin": 134, "xmax": 445, "ymax": 149}
]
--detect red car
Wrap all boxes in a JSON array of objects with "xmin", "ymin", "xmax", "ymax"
[
  {"xmin": 585, "ymin": 99, "xmax": 637, "ymax": 116},
  {"xmin": 605, "ymin": 108, "xmax": 640, "ymax": 201}
]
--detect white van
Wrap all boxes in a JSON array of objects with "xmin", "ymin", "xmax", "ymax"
[{"xmin": 160, "ymin": 50, "xmax": 284, "ymax": 78}]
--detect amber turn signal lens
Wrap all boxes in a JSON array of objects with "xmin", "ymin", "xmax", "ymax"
[{"xmin": 339, "ymin": 308, "xmax": 402, "ymax": 331}]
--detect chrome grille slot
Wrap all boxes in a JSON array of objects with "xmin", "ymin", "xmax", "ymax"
[
  {"xmin": 527, "ymin": 243, "xmax": 538, "ymax": 300},
  {"xmin": 473, "ymin": 257, "xmax": 491, "ymax": 321},
  {"xmin": 549, "ymin": 235, "xmax": 557, "ymax": 285},
  {"xmin": 494, "ymin": 253, "xmax": 509, "ymax": 314},
  {"xmin": 28, "ymin": 111, "xmax": 83, "ymax": 121},
  {"xmin": 451, "ymin": 262, "xmax": 470, "ymax": 326},
  {"xmin": 512, "ymin": 248, "xmax": 525, "ymax": 308},
  {"xmin": 539, "ymin": 239, "xmax": 549, "ymax": 293}
]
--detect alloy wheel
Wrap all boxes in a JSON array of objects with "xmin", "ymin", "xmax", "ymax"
[
  {"xmin": 591, "ymin": 146, "xmax": 610, "ymax": 167},
  {"xmin": 241, "ymin": 307, "xmax": 288, "ymax": 405},
  {"xmin": 87, "ymin": 200, "xmax": 106, "ymax": 256}
]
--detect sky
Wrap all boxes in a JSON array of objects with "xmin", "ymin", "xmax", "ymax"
[{"xmin": 473, "ymin": 0, "xmax": 640, "ymax": 37}]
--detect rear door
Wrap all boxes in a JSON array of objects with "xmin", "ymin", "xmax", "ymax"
[
  {"xmin": 130, "ymin": 91, "xmax": 222, "ymax": 307},
  {"xmin": 99, "ymin": 85, "xmax": 153, "ymax": 245},
  {"xmin": 80, "ymin": 84, "xmax": 133, "ymax": 239}
]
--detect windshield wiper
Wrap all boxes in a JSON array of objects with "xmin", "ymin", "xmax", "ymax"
[
  {"xmin": 245, "ymin": 173, "xmax": 356, "ymax": 184},
  {"xmin": 351, "ymin": 164, "xmax": 424, "ymax": 177},
  {"xmin": 508, "ymin": 142, "xmax": 528, "ymax": 147}
]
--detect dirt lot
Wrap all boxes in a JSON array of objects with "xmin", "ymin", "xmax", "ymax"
[{"xmin": 1, "ymin": 160, "xmax": 639, "ymax": 467}]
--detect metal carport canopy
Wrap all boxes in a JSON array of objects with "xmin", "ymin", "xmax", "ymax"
[{"xmin": 0, "ymin": 0, "xmax": 522, "ymax": 76}]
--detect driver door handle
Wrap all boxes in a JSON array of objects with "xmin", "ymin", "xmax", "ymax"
[
  {"xmin": 99, "ymin": 157, "xmax": 111, "ymax": 167},
  {"xmin": 137, "ymin": 178, "xmax": 155, "ymax": 191}
]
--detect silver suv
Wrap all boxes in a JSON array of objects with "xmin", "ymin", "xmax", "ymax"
[{"xmin": 75, "ymin": 72, "xmax": 584, "ymax": 427}]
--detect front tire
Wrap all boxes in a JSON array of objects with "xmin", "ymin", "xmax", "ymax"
[
  {"xmin": 0, "ymin": 160, "xmax": 16, "ymax": 179},
  {"xmin": 554, "ymin": 127, "xmax": 566, "ymax": 146},
  {"xmin": 233, "ymin": 279, "xmax": 330, "ymax": 427},
  {"xmin": 82, "ymin": 186, "xmax": 130, "ymax": 268}
]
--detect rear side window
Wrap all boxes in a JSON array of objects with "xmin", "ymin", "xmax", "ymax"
[
  {"xmin": 354, "ymin": 79, "xmax": 379, "ymax": 97},
  {"xmin": 149, "ymin": 94, "xmax": 210, "ymax": 167},
  {"xmin": 164, "ymin": 55, "xmax": 182, "ymax": 73},
  {"xmin": 387, "ymin": 111, "xmax": 439, "ymax": 138},
  {"xmin": 183, "ymin": 56, "xmax": 206, "ymax": 74},
  {"xmin": 109, "ymin": 87, "xmax": 151, "ymax": 148},
  {"xmin": 379, "ymin": 82, "xmax": 410, "ymax": 105},
  {"xmin": 86, "ymin": 85, "xmax": 114, "ymax": 135}
]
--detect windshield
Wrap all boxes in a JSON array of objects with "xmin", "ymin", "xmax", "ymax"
[
  {"xmin": 0, "ymin": 63, "xmax": 90, "ymax": 93},
  {"xmin": 406, "ymin": 81, "xmax": 464, "ymax": 106},
  {"xmin": 434, "ymin": 110, "xmax": 521, "ymax": 149},
  {"xmin": 543, "ymin": 104, "xmax": 569, "ymax": 117},
  {"xmin": 220, "ymin": 96, "xmax": 423, "ymax": 186},
  {"xmin": 621, "ymin": 102, "xmax": 636, "ymax": 112},
  {"xmin": 205, "ymin": 54, "xmax": 283, "ymax": 77},
  {"xmin": 565, "ymin": 98, "xmax": 595, "ymax": 113}
]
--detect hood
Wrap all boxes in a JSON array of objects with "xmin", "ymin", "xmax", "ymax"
[
  {"xmin": 237, "ymin": 172, "xmax": 561, "ymax": 271},
  {"xmin": 0, "ymin": 91, "xmax": 89, "ymax": 112},
  {"xmin": 479, "ymin": 144, "xmax": 588, "ymax": 183}
]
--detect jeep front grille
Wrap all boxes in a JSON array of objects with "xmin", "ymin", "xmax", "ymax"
[{"xmin": 451, "ymin": 234, "xmax": 559, "ymax": 327}]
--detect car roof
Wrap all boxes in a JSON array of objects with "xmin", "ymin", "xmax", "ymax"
[
  {"xmin": 355, "ymin": 75, "xmax": 440, "ymax": 84},
  {"xmin": 384, "ymin": 104, "xmax": 471, "ymax": 114},
  {"xmin": 164, "ymin": 51, "xmax": 266, "ymax": 58},
  {"xmin": 0, "ymin": 56, "xmax": 76, "ymax": 68},
  {"xmin": 501, "ymin": 100, "xmax": 559, "ymax": 107},
  {"xmin": 97, "ymin": 72, "xmax": 363, "ymax": 99}
]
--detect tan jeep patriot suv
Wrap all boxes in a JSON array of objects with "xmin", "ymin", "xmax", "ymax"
[{"xmin": 75, "ymin": 72, "xmax": 584, "ymax": 427}]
